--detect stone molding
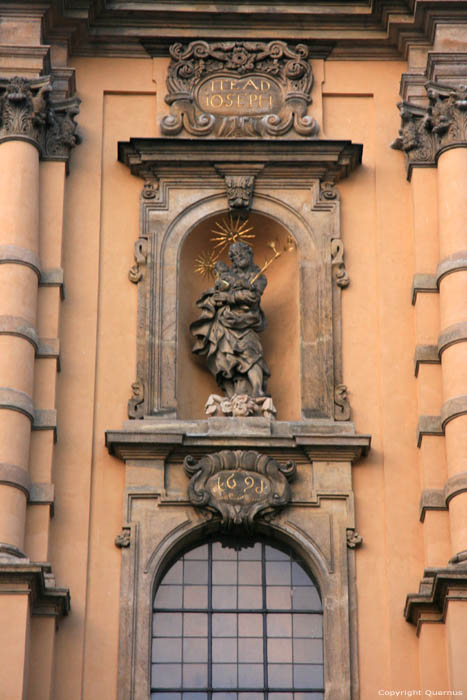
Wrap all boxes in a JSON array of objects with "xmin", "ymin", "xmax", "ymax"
[
  {"xmin": 0, "ymin": 244, "xmax": 41, "ymax": 277},
  {"xmin": 436, "ymin": 250, "xmax": 467, "ymax": 285},
  {"xmin": 405, "ymin": 567, "xmax": 467, "ymax": 635},
  {"xmin": 0, "ymin": 387, "xmax": 34, "ymax": 422},
  {"xmin": 39, "ymin": 267, "xmax": 65, "ymax": 299},
  {"xmin": 32, "ymin": 409, "xmax": 57, "ymax": 442},
  {"xmin": 440, "ymin": 395, "xmax": 467, "ymax": 429},
  {"xmin": 0, "ymin": 562, "xmax": 69, "ymax": 617},
  {"xmin": 392, "ymin": 80, "xmax": 467, "ymax": 180},
  {"xmin": 445, "ymin": 471, "xmax": 467, "ymax": 505},
  {"xmin": 0, "ymin": 462, "xmax": 30, "ymax": 497},
  {"xmin": 0, "ymin": 75, "xmax": 80, "ymax": 167},
  {"xmin": 0, "ymin": 315, "xmax": 39, "ymax": 350},
  {"xmin": 411, "ymin": 273, "xmax": 437, "ymax": 304},
  {"xmin": 417, "ymin": 415, "xmax": 443, "ymax": 447},
  {"xmin": 214, "ymin": 164, "xmax": 265, "ymax": 212},
  {"xmin": 29, "ymin": 483, "xmax": 55, "ymax": 515},
  {"xmin": 414, "ymin": 344, "xmax": 439, "ymax": 377},
  {"xmin": 438, "ymin": 321, "xmax": 467, "ymax": 356}
]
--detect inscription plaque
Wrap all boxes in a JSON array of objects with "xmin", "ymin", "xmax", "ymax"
[
  {"xmin": 184, "ymin": 449, "xmax": 296, "ymax": 530},
  {"xmin": 162, "ymin": 40, "xmax": 319, "ymax": 138}
]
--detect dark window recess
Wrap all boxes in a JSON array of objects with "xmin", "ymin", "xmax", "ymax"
[{"xmin": 151, "ymin": 540, "xmax": 324, "ymax": 699}]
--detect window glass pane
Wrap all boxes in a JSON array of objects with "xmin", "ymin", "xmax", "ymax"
[
  {"xmin": 266, "ymin": 561, "xmax": 291, "ymax": 586},
  {"xmin": 238, "ymin": 585, "xmax": 262, "ymax": 609},
  {"xmin": 268, "ymin": 637, "xmax": 292, "ymax": 663},
  {"xmin": 152, "ymin": 637, "xmax": 182, "ymax": 663},
  {"xmin": 293, "ymin": 664, "xmax": 324, "ymax": 689},
  {"xmin": 155, "ymin": 585, "xmax": 183, "ymax": 608},
  {"xmin": 153, "ymin": 612, "xmax": 182, "ymax": 636},
  {"xmin": 182, "ymin": 695, "xmax": 207, "ymax": 700},
  {"xmin": 182, "ymin": 664, "xmax": 207, "ymax": 688},
  {"xmin": 212, "ymin": 612, "xmax": 237, "ymax": 637},
  {"xmin": 238, "ymin": 637, "xmax": 263, "ymax": 663},
  {"xmin": 267, "ymin": 586, "xmax": 292, "ymax": 610},
  {"xmin": 184, "ymin": 561, "xmax": 208, "ymax": 585},
  {"xmin": 238, "ymin": 663, "xmax": 263, "ymax": 688},
  {"xmin": 183, "ymin": 585, "xmax": 208, "ymax": 608},
  {"xmin": 238, "ymin": 561, "xmax": 262, "ymax": 584},
  {"xmin": 212, "ymin": 542, "xmax": 237, "ymax": 560},
  {"xmin": 238, "ymin": 542, "xmax": 261, "ymax": 560},
  {"xmin": 183, "ymin": 612, "xmax": 207, "ymax": 637},
  {"xmin": 293, "ymin": 638, "xmax": 323, "ymax": 664},
  {"xmin": 292, "ymin": 613, "xmax": 322, "ymax": 638},
  {"xmin": 267, "ymin": 613, "xmax": 292, "ymax": 637},
  {"xmin": 238, "ymin": 613, "xmax": 262, "ymax": 637},
  {"xmin": 163, "ymin": 561, "xmax": 183, "ymax": 585},
  {"xmin": 151, "ymin": 694, "xmax": 181, "ymax": 700},
  {"xmin": 184, "ymin": 545, "xmax": 208, "ymax": 560},
  {"xmin": 212, "ymin": 585, "xmax": 237, "ymax": 609},
  {"xmin": 212, "ymin": 663, "xmax": 237, "ymax": 687},
  {"xmin": 183, "ymin": 638, "xmax": 208, "ymax": 663},
  {"xmin": 291, "ymin": 562, "xmax": 313, "ymax": 587},
  {"xmin": 152, "ymin": 663, "xmax": 181, "ymax": 688},
  {"xmin": 292, "ymin": 587, "xmax": 321, "ymax": 611},
  {"xmin": 212, "ymin": 636, "xmax": 237, "ymax": 662},
  {"xmin": 265, "ymin": 546, "xmax": 289, "ymax": 561},
  {"xmin": 268, "ymin": 663, "xmax": 293, "ymax": 688},
  {"xmin": 212, "ymin": 560, "xmax": 237, "ymax": 584}
]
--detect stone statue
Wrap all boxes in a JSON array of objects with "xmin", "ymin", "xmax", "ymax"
[{"xmin": 191, "ymin": 241, "xmax": 276, "ymax": 418}]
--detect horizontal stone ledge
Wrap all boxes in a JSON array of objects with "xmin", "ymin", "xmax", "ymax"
[
  {"xmin": 416, "ymin": 415, "xmax": 443, "ymax": 447},
  {"xmin": 37, "ymin": 337, "xmax": 60, "ymax": 370},
  {"xmin": 414, "ymin": 344, "xmax": 439, "ymax": 377},
  {"xmin": 0, "ymin": 387, "xmax": 34, "ymax": 422},
  {"xmin": 440, "ymin": 395, "xmax": 467, "ymax": 429},
  {"xmin": 438, "ymin": 321, "xmax": 467, "ymax": 356},
  {"xmin": 33, "ymin": 409, "xmax": 57, "ymax": 442},
  {"xmin": 405, "ymin": 567, "xmax": 467, "ymax": 633},
  {"xmin": 411, "ymin": 273, "xmax": 438, "ymax": 305},
  {"xmin": 419, "ymin": 488, "xmax": 447, "ymax": 522},
  {"xmin": 0, "ymin": 315, "xmax": 39, "ymax": 350},
  {"xmin": 0, "ymin": 561, "xmax": 69, "ymax": 617},
  {"xmin": 39, "ymin": 268, "xmax": 65, "ymax": 300},
  {"xmin": 436, "ymin": 250, "xmax": 467, "ymax": 285},
  {"xmin": 445, "ymin": 471, "xmax": 467, "ymax": 505},
  {"xmin": 0, "ymin": 245, "xmax": 41, "ymax": 277}
]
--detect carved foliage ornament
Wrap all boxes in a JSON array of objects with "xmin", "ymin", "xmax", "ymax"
[
  {"xmin": 161, "ymin": 40, "xmax": 319, "ymax": 138},
  {"xmin": 184, "ymin": 450, "xmax": 296, "ymax": 530},
  {"xmin": 0, "ymin": 76, "xmax": 80, "ymax": 160},
  {"xmin": 391, "ymin": 81, "xmax": 467, "ymax": 172}
]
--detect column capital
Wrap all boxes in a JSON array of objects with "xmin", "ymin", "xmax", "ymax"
[
  {"xmin": 0, "ymin": 75, "xmax": 81, "ymax": 168},
  {"xmin": 392, "ymin": 80, "xmax": 467, "ymax": 179}
]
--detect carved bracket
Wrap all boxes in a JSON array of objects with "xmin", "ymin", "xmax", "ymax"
[
  {"xmin": 115, "ymin": 528, "xmax": 131, "ymax": 548},
  {"xmin": 346, "ymin": 529, "xmax": 363, "ymax": 549},
  {"xmin": 184, "ymin": 450, "xmax": 296, "ymax": 530},
  {"xmin": 334, "ymin": 384, "xmax": 351, "ymax": 421},
  {"xmin": 128, "ymin": 237, "xmax": 149, "ymax": 284},
  {"xmin": 161, "ymin": 40, "xmax": 319, "ymax": 138},
  {"xmin": 331, "ymin": 238, "xmax": 349, "ymax": 288},
  {"xmin": 128, "ymin": 379, "xmax": 145, "ymax": 419}
]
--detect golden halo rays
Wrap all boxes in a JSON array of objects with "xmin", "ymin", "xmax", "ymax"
[{"xmin": 193, "ymin": 215, "xmax": 255, "ymax": 278}]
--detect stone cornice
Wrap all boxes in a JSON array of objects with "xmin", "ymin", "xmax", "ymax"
[
  {"xmin": 405, "ymin": 566, "xmax": 467, "ymax": 634},
  {"xmin": 118, "ymin": 137, "xmax": 362, "ymax": 183},
  {"xmin": 0, "ymin": 75, "xmax": 80, "ymax": 169},
  {"xmin": 0, "ymin": 561, "xmax": 70, "ymax": 617}
]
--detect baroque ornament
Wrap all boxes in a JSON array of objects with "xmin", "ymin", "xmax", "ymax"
[
  {"xmin": 0, "ymin": 76, "xmax": 80, "ymax": 161},
  {"xmin": 184, "ymin": 450, "xmax": 296, "ymax": 530},
  {"xmin": 161, "ymin": 40, "xmax": 319, "ymax": 138}
]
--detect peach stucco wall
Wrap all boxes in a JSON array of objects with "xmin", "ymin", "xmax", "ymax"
[{"xmin": 39, "ymin": 56, "xmax": 443, "ymax": 698}]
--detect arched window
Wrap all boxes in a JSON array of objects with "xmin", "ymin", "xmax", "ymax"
[{"xmin": 151, "ymin": 539, "xmax": 324, "ymax": 699}]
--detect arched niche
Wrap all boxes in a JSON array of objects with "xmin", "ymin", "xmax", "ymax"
[{"xmin": 178, "ymin": 210, "xmax": 301, "ymax": 421}]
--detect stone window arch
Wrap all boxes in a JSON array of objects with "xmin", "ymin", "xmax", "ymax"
[{"xmin": 151, "ymin": 537, "xmax": 324, "ymax": 699}]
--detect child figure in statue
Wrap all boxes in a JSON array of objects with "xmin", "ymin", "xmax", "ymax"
[{"xmin": 191, "ymin": 241, "xmax": 271, "ymax": 403}]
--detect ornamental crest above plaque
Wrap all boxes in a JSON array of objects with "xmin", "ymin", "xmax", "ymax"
[
  {"xmin": 184, "ymin": 450, "xmax": 296, "ymax": 530},
  {"xmin": 161, "ymin": 40, "xmax": 319, "ymax": 138}
]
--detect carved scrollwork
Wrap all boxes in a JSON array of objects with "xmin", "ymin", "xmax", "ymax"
[
  {"xmin": 184, "ymin": 450, "xmax": 296, "ymax": 530},
  {"xmin": 334, "ymin": 384, "xmax": 351, "ymax": 421},
  {"xmin": 128, "ymin": 237, "xmax": 148, "ymax": 284},
  {"xmin": 128, "ymin": 379, "xmax": 145, "ymax": 419},
  {"xmin": 320, "ymin": 181, "xmax": 338, "ymax": 200},
  {"xmin": 391, "ymin": 100, "xmax": 436, "ymax": 171},
  {"xmin": 331, "ymin": 239, "xmax": 350, "ymax": 288},
  {"xmin": 161, "ymin": 40, "xmax": 319, "ymax": 138},
  {"xmin": 44, "ymin": 96, "xmax": 81, "ymax": 158}
]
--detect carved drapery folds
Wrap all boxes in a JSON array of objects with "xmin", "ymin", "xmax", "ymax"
[
  {"xmin": 184, "ymin": 449, "xmax": 296, "ymax": 530},
  {"xmin": 392, "ymin": 80, "xmax": 467, "ymax": 178},
  {"xmin": 161, "ymin": 40, "xmax": 319, "ymax": 138},
  {"xmin": 0, "ymin": 75, "xmax": 80, "ymax": 164}
]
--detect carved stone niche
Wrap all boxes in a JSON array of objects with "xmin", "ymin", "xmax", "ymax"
[{"xmin": 119, "ymin": 137, "xmax": 360, "ymax": 423}]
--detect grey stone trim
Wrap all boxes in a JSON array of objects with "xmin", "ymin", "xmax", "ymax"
[
  {"xmin": 445, "ymin": 472, "xmax": 467, "ymax": 505},
  {"xmin": 0, "ymin": 463, "xmax": 30, "ymax": 497},
  {"xmin": 417, "ymin": 415, "xmax": 443, "ymax": 447},
  {"xmin": 405, "ymin": 567, "xmax": 467, "ymax": 634},
  {"xmin": 411, "ymin": 273, "xmax": 437, "ymax": 305},
  {"xmin": 0, "ymin": 315, "xmax": 39, "ymax": 350},
  {"xmin": 414, "ymin": 344, "xmax": 439, "ymax": 377},
  {"xmin": 33, "ymin": 409, "xmax": 57, "ymax": 442},
  {"xmin": 0, "ymin": 542, "xmax": 28, "ymax": 560},
  {"xmin": 29, "ymin": 483, "xmax": 55, "ymax": 516},
  {"xmin": 37, "ymin": 337, "xmax": 60, "ymax": 370},
  {"xmin": 436, "ymin": 250, "xmax": 467, "ymax": 285},
  {"xmin": 438, "ymin": 322, "xmax": 467, "ymax": 356},
  {"xmin": 0, "ymin": 245, "xmax": 41, "ymax": 277},
  {"xmin": 0, "ymin": 562, "xmax": 69, "ymax": 617},
  {"xmin": 39, "ymin": 267, "xmax": 65, "ymax": 300},
  {"xmin": 419, "ymin": 489, "xmax": 447, "ymax": 522},
  {"xmin": 0, "ymin": 387, "xmax": 34, "ymax": 422},
  {"xmin": 440, "ymin": 395, "xmax": 467, "ymax": 429}
]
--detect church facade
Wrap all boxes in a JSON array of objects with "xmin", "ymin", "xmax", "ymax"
[{"xmin": 0, "ymin": 2, "xmax": 466, "ymax": 698}]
